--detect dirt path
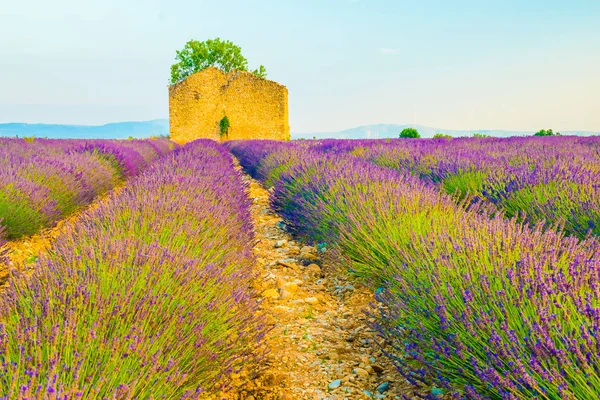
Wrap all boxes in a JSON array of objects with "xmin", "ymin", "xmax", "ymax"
[
  {"xmin": 0, "ymin": 186, "xmax": 124, "ymax": 288},
  {"xmin": 232, "ymin": 170, "xmax": 421, "ymax": 400}
]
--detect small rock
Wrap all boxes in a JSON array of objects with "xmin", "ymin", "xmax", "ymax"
[
  {"xmin": 262, "ymin": 289, "xmax": 279, "ymax": 299},
  {"xmin": 307, "ymin": 263, "xmax": 322, "ymax": 275},
  {"xmin": 277, "ymin": 260, "xmax": 298, "ymax": 270},
  {"xmin": 376, "ymin": 382, "xmax": 390, "ymax": 394},
  {"xmin": 328, "ymin": 379, "xmax": 342, "ymax": 389},
  {"xmin": 354, "ymin": 367, "xmax": 369, "ymax": 378},
  {"xmin": 275, "ymin": 239, "xmax": 288, "ymax": 248},
  {"xmin": 371, "ymin": 364, "xmax": 384, "ymax": 373},
  {"xmin": 300, "ymin": 253, "xmax": 318, "ymax": 262},
  {"xmin": 283, "ymin": 282, "xmax": 299, "ymax": 293},
  {"xmin": 304, "ymin": 297, "xmax": 319, "ymax": 305},
  {"xmin": 363, "ymin": 390, "xmax": 373, "ymax": 398},
  {"xmin": 300, "ymin": 245, "xmax": 316, "ymax": 253}
]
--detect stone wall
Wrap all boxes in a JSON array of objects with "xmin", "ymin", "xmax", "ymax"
[{"xmin": 169, "ymin": 67, "xmax": 290, "ymax": 144}]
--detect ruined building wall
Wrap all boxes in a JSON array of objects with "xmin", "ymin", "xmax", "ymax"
[{"xmin": 168, "ymin": 67, "xmax": 290, "ymax": 144}]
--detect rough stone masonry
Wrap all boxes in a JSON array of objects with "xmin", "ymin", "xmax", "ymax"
[{"xmin": 169, "ymin": 67, "xmax": 290, "ymax": 143}]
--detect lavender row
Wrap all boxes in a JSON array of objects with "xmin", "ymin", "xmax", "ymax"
[
  {"xmin": 228, "ymin": 139, "xmax": 600, "ymax": 399},
  {"xmin": 0, "ymin": 138, "xmax": 174, "ymax": 241},
  {"xmin": 0, "ymin": 140, "xmax": 265, "ymax": 398},
  {"xmin": 313, "ymin": 137, "xmax": 600, "ymax": 240}
]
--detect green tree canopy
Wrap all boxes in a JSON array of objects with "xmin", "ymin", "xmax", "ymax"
[
  {"xmin": 472, "ymin": 133, "xmax": 491, "ymax": 138},
  {"xmin": 399, "ymin": 127, "xmax": 421, "ymax": 138},
  {"xmin": 433, "ymin": 133, "xmax": 452, "ymax": 139},
  {"xmin": 170, "ymin": 38, "xmax": 267, "ymax": 85},
  {"xmin": 534, "ymin": 129, "xmax": 560, "ymax": 136}
]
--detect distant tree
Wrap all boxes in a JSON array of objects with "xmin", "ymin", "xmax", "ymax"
[
  {"xmin": 433, "ymin": 133, "xmax": 452, "ymax": 139},
  {"xmin": 534, "ymin": 129, "xmax": 560, "ymax": 137},
  {"xmin": 170, "ymin": 38, "xmax": 267, "ymax": 85},
  {"xmin": 399, "ymin": 127, "xmax": 421, "ymax": 138},
  {"xmin": 473, "ymin": 133, "xmax": 491, "ymax": 138}
]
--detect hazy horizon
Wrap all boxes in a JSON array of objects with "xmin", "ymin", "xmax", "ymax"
[
  {"xmin": 2, "ymin": 0, "xmax": 599, "ymax": 133},
  {"xmin": 2, "ymin": 119, "xmax": 599, "ymax": 139}
]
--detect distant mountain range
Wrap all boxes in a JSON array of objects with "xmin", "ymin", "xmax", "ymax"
[
  {"xmin": 0, "ymin": 119, "xmax": 169, "ymax": 139},
  {"xmin": 292, "ymin": 124, "xmax": 600, "ymax": 139},
  {"xmin": 0, "ymin": 120, "xmax": 597, "ymax": 140}
]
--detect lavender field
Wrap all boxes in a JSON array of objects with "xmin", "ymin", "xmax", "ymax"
[
  {"xmin": 229, "ymin": 137, "xmax": 600, "ymax": 399},
  {"xmin": 0, "ymin": 138, "xmax": 174, "ymax": 244},
  {"xmin": 0, "ymin": 140, "xmax": 265, "ymax": 398},
  {"xmin": 1, "ymin": 136, "xmax": 600, "ymax": 398}
]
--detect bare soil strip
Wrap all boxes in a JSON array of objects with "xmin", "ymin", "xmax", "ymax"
[{"xmin": 231, "ymin": 170, "xmax": 422, "ymax": 399}]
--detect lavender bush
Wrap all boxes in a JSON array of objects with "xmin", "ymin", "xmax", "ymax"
[
  {"xmin": 0, "ymin": 140, "xmax": 265, "ymax": 398},
  {"xmin": 338, "ymin": 136, "xmax": 600, "ymax": 239},
  {"xmin": 229, "ymin": 139, "xmax": 600, "ymax": 399},
  {"xmin": 0, "ymin": 138, "xmax": 174, "ymax": 240}
]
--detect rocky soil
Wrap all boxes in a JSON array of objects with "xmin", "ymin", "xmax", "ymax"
[{"xmin": 227, "ymin": 170, "xmax": 424, "ymax": 399}]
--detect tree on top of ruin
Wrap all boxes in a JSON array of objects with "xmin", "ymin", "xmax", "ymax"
[{"xmin": 170, "ymin": 38, "xmax": 267, "ymax": 85}]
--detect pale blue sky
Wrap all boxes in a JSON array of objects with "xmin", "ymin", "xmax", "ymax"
[{"xmin": 1, "ymin": 0, "xmax": 599, "ymax": 132}]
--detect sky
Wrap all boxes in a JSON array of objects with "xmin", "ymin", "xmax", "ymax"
[{"xmin": 1, "ymin": 0, "xmax": 599, "ymax": 133}]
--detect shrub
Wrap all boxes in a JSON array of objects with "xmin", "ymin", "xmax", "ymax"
[
  {"xmin": 399, "ymin": 127, "xmax": 420, "ymax": 138},
  {"xmin": 220, "ymin": 116, "xmax": 231, "ymax": 137},
  {"xmin": 534, "ymin": 129, "xmax": 560, "ymax": 136}
]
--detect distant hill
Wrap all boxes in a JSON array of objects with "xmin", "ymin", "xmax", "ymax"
[
  {"xmin": 292, "ymin": 124, "xmax": 600, "ymax": 139},
  {"xmin": 0, "ymin": 119, "xmax": 169, "ymax": 139},
  {"xmin": 2, "ymin": 120, "xmax": 597, "ymax": 140}
]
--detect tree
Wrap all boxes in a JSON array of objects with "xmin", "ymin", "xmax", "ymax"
[
  {"xmin": 534, "ymin": 129, "xmax": 560, "ymax": 137},
  {"xmin": 472, "ymin": 133, "xmax": 491, "ymax": 138},
  {"xmin": 170, "ymin": 38, "xmax": 267, "ymax": 85},
  {"xmin": 399, "ymin": 127, "xmax": 421, "ymax": 138},
  {"xmin": 433, "ymin": 133, "xmax": 452, "ymax": 139}
]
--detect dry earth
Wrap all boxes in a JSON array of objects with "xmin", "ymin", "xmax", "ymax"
[{"xmin": 226, "ymin": 169, "xmax": 425, "ymax": 400}]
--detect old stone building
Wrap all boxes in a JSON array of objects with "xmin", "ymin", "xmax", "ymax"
[{"xmin": 168, "ymin": 67, "xmax": 290, "ymax": 144}]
